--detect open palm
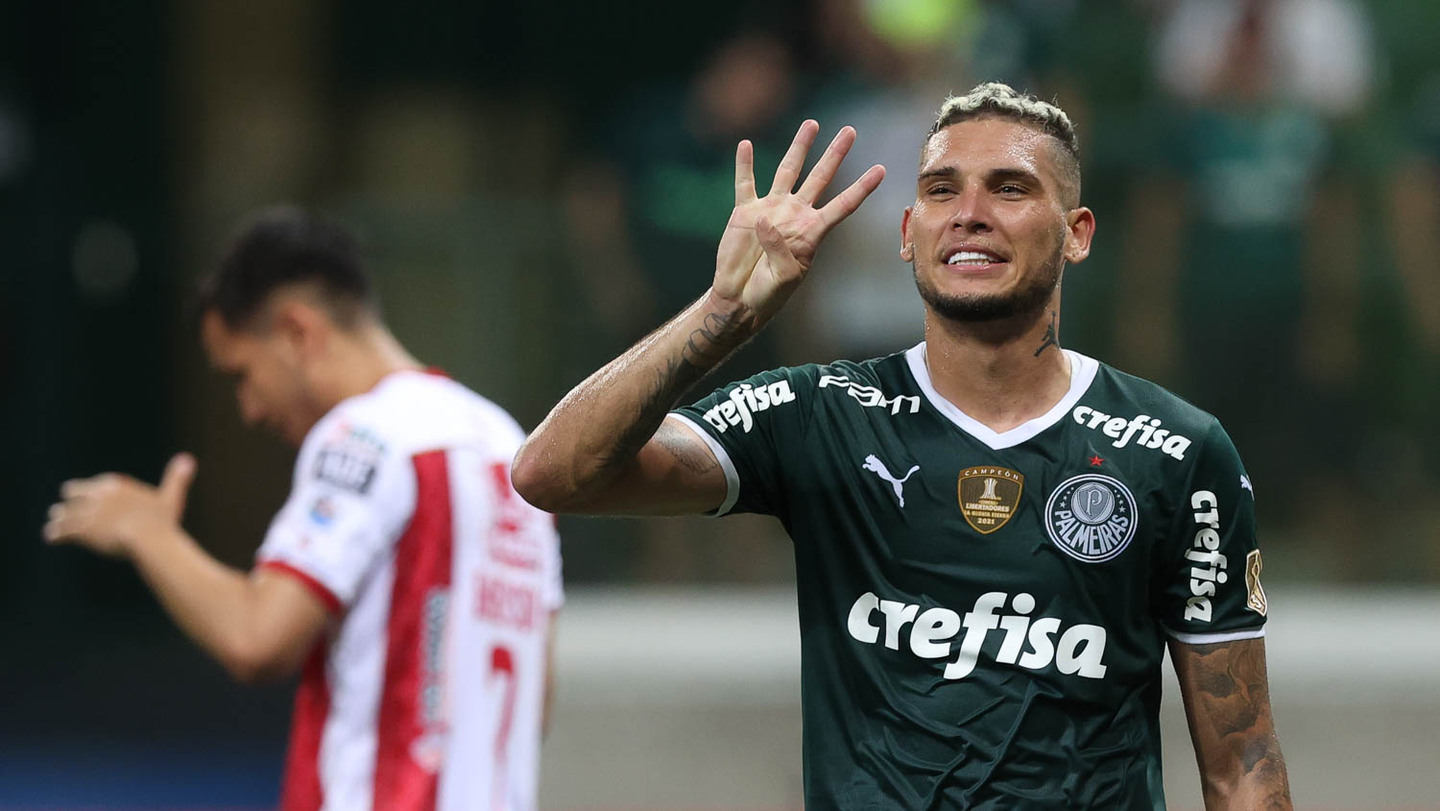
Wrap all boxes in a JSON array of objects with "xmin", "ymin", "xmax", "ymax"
[{"xmin": 714, "ymin": 120, "xmax": 885, "ymax": 325}]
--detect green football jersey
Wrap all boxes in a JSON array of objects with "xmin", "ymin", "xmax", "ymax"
[{"xmin": 671, "ymin": 343, "xmax": 1269, "ymax": 810}]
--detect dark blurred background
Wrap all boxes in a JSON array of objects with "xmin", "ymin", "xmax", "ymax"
[{"xmin": 3, "ymin": 0, "xmax": 1439, "ymax": 807}]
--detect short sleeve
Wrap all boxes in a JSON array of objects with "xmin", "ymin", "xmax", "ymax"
[
  {"xmin": 256, "ymin": 423, "xmax": 416, "ymax": 613},
  {"xmin": 1157, "ymin": 420, "xmax": 1269, "ymax": 643},
  {"xmin": 669, "ymin": 366, "xmax": 814, "ymax": 518},
  {"xmin": 534, "ymin": 514, "xmax": 564, "ymax": 611}
]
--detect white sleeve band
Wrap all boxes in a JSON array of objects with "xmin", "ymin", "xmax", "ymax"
[
  {"xmin": 1162, "ymin": 626, "xmax": 1267, "ymax": 645},
  {"xmin": 665, "ymin": 413, "xmax": 741, "ymax": 517}
]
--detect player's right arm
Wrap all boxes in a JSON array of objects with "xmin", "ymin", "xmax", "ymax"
[
  {"xmin": 44, "ymin": 454, "xmax": 330, "ymax": 683},
  {"xmin": 512, "ymin": 120, "xmax": 883, "ymax": 516}
]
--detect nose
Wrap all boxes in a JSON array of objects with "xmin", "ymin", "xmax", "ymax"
[{"xmin": 950, "ymin": 185, "xmax": 993, "ymax": 233}]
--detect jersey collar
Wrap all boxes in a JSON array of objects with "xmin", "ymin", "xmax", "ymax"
[{"xmin": 904, "ymin": 342, "xmax": 1099, "ymax": 449}]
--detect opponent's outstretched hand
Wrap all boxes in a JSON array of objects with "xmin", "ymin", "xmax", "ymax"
[
  {"xmin": 44, "ymin": 453, "xmax": 197, "ymax": 557},
  {"xmin": 714, "ymin": 120, "xmax": 884, "ymax": 325}
]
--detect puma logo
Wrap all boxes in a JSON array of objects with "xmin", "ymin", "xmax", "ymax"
[{"xmin": 862, "ymin": 455, "xmax": 920, "ymax": 508}]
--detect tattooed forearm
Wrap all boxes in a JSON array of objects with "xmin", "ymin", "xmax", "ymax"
[
  {"xmin": 1033, "ymin": 310, "xmax": 1058, "ymax": 357},
  {"xmin": 511, "ymin": 289, "xmax": 757, "ymax": 512},
  {"xmin": 683, "ymin": 310, "xmax": 752, "ymax": 368},
  {"xmin": 1189, "ymin": 640, "xmax": 1267, "ymax": 739},
  {"xmin": 596, "ymin": 306, "xmax": 751, "ymax": 475},
  {"xmin": 1174, "ymin": 638, "xmax": 1292, "ymax": 809}
]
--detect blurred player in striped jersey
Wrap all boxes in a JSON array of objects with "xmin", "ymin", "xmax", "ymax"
[{"xmin": 45, "ymin": 206, "xmax": 563, "ymax": 811}]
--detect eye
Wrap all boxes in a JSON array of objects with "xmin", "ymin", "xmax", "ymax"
[
  {"xmin": 997, "ymin": 183, "xmax": 1026, "ymax": 195},
  {"xmin": 927, "ymin": 184, "xmax": 955, "ymax": 197}
]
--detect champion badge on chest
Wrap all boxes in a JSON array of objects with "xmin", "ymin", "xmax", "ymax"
[{"xmin": 957, "ymin": 467, "xmax": 1024, "ymax": 534}]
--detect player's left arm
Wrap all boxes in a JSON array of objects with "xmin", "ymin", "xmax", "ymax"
[
  {"xmin": 44, "ymin": 453, "xmax": 330, "ymax": 683},
  {"xmin": 1170, "ymin": 636, "xmax": 1292, "ymax": 810},
  {"xmin": 1159, "ymin": 420, "xmax": 1292, "ymax": 809}
]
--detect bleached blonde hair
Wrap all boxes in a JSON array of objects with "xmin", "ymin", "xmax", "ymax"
[{"xmin": 927, "ymin": 82, "xmax": 1082, "ymax": 205}]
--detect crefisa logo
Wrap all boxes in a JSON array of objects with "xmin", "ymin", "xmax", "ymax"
[{"xmin": 1045, "ymin": 474, "xmax": 1138, "ymax": 563}]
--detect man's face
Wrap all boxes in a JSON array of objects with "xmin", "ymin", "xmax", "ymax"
[
  {"xmin": 901, "ymin": 117, "xmax": 1092, "ymax": 323},
  {"xmin": 201, "ymin": 309, "xmax": 319, "ymax": 447}
]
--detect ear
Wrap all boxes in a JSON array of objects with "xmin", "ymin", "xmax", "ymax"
[
  {"xmin": 899, "ymin": 206, "xmax": 915, "ymax": 262},
  {"xmin": 1063, "ymin": 206, "xmax": 1096, "ymax": 265},
  {"xmin": 272, "ymin": 299, "xmax": 331, "ymax": 360}
]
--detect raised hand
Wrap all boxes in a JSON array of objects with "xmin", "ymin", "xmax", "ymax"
[
  {"xmin": 44, "ymin": 453, "xmax": 198, "ymax": 556},
  {"xmin": 713, "ymin": 120, "xmax": 885, "ymax": 326}
]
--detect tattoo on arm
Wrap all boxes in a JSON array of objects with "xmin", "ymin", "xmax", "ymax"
[
  {"xmin": 599, "ymin": 308, "xmax": 750, "ymax": 473},
  {"xmin": 683, "ymin": 310, "xmax": 751, "ymax": 368},
  {"xmin": 1181, "ymin": 639, "xmax": 1292, "ymax": 809},
  {"xmin": 1033, "ymin": 310, "xmax": 1058, "ymax": 357},
  {"xmin": 654, "ymin": 421, "xmax": 719, "ymax": 475}
]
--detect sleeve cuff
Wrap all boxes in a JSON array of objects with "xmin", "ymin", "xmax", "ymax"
[
  {"xmin": 666, "ymin": 413, "xmax": 741, "ymax": 516},
  {"xmin": 1162, "ymin": 625, "xmax": 1266, "ymax": 645},
  {"xmin": 257, "ymin": 559, "xmax": 344, "ymax": 615}
]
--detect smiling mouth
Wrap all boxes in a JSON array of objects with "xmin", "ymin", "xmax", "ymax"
[{"xmin": 945, "ymin": 250, "xmax": 1007, "ymax": 268}]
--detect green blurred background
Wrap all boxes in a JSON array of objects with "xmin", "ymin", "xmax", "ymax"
[{"xmin": 3, "ymin": 0, "xmax": 1438, "ymax": 807}]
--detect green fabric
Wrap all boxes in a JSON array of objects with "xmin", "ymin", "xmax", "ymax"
[{"xmin": 675, "ymin": 348, "xmax": 1265, "ymax": 809}]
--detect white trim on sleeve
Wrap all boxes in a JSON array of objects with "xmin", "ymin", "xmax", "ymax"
[
  {"xmin": 665, "ymin": 413, "xmax": 740, "ymax": 517},
  {"xmin": 1163, "ymin": 626, "xmax": 1267, "ymax": 645}
]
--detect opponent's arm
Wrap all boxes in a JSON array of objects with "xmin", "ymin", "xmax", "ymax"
[
  {"xmin": 543, "ymin": 610, "xmax": 558, "ymax": 738},
  {"xmin": 1169, "ymin": 636, "xmax": 1292, "ymax": 810},
  {"xmin": 44, "ymin": 454, "xmax": 330, "ymax": 683},
  {"xmin": 512, "ymin": 120, "xmax": 883, "ymax": 516}
]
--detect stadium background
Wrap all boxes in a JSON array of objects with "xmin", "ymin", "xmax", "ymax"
[{"xmin": 2, "ymin": 0, "xmax": 1438, "ymax": 808}]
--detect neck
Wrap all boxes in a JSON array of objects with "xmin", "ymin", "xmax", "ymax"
[
  {"xmin": 921, "ymin": 299, "xmax": 1071, "ymax": 433},
  {"xmin": 317, "ymin": 322, "xmax": 424, "ymax": 409}
]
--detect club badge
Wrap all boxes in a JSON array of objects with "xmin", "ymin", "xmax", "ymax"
[
  {"xmin": 1044, "ymin": 473, "xmax": 1137, "ymax": 562},
  {"xmin": 958, "ymin": 466, "xmax": 1024, "ymax": 534},
  {"xmin": 1245, "ymin": 549, "xmax": 1268, "ymax": 615}
]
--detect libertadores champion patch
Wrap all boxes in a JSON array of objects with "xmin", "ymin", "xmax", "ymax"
[
  {"xmin": 1245, "ymin": 549, "xmax": 1268, "ymax": 615},
  {"xmin": 958, "ymin": 466, "xmax": 1024, "ymax": 534},
  {"xmin": 1044, "ymin": 474, "xmax": 1137, "ymax": 562}
]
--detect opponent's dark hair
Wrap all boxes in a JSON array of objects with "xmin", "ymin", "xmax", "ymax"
[{"xmin": 197, "ymin": 205, "xmax": 377, "ymax": 330}]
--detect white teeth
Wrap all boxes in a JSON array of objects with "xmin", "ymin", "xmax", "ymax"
[{"xmin": 948, "ymin": 251, "xmax": 998, "ymax": 265}]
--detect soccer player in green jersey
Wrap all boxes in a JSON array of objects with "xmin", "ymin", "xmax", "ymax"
[{"xmin": 514, "ymin": 82, "xmax": 1292, "ymax": 809}]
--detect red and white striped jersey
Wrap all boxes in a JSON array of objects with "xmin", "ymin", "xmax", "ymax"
[{"xmin": 256, "ymin": 369, "xmax": 562, "ymax": 811}]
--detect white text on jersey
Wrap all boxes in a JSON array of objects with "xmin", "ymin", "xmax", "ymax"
[
  {"xmin": 847, "ymin": 591, "xmax": 1108, "ymax": 680},
  {"xmin": 818, "ymin": 375, "xmax": 921, "ymax": 415},
  {"xmin": 1071, "ymin": 407, "xmax": 1193, "ymax": 460},
  {"xmin": 1183, "ymin": 490, "xmax": 1230, "ymax": 622},
  {"xmin": 701, "ymin": 381, "xmax": 797, "ymax": 434}
]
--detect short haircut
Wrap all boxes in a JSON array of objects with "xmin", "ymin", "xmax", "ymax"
[
  {"xmin": 925, "ymin": 82, "xmax": 1082, "ymax": 207},
  {"xmin": 197, "ymin": 205, "xmax": 377, "ymax": 330}
]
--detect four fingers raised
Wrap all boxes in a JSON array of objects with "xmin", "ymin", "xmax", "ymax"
[
  {"xmin": 820, "ymin": 163, "xmax": 886, "ymax": 228},
  {"xmin": 751, "ymin": 120, "xmax": 884, "ymax": 232},
  {"xmin": 769, "ymin": 120, "xmax": 820, "ymax": 197},
  {"xmin": 795, "ymin": 126, "xmax": 858, "ymax": 204}
]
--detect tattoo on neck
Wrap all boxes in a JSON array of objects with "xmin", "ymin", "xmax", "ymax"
[{"xmin": 1034, "ymin": 311, "xmax": 1058, "ymax": 357}]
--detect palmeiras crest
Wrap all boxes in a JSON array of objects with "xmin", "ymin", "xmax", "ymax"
[{"xmin": 1044, "ymin": 473, "xmax": 1138, "ymax": 562}]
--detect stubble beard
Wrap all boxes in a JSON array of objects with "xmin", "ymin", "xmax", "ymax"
[{"xmin": 913, "ymin": 241, "xmax": 1065, "ymax": 324}]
